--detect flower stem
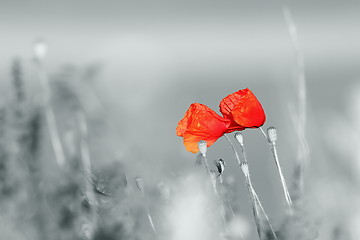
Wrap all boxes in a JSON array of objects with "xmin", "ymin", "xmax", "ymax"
[
  {"xmin": 141, "ymin": 189, "xmax": 158, "ymax": 236},
  {"xmin": 224, "ymin": 134, "xmax": 241, "ymax": 165},
  {"xmin": 270, "ymin": 144, "xmax": 294, "ymax": 215},
  {"xmin": 145, "ymin": 201, "xmax": 157, "ymax": 235},
  {"xmin": 225, "ymin": 134, "xmax": 277, "ymax": 240},
  {"xmin": 259, "ymin": 127, "xmax": 294, "ymax": 215},
  {"xmin": 201, "ymin": 154, "xmax": 228, "ymax": 231},
  {"xmin": 77, "ymin": 111, "xmax": 98, "ymax": 238},
  {"xmin": 259, "ymin": 127, "xmax": 269, "ymax": 142},
  {"xmin": 36, "ymin": 56, "xmax": 66, "ymax": 167}
]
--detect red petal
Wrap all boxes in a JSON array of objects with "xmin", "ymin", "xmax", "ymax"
[
  {"xmin": 182, "ymin": 133, "xmax": 218, "ymax": 153},
  {"xmin": 224, "ymin": 122, "xmax": 245, "ymax": 133},
  {"xmin": 219, "ymin": 88, "xmax": 266, "ymax": 129},
  {"xmin": 176, "ymin": 103, "xmax": 230, "ymax": 153}
]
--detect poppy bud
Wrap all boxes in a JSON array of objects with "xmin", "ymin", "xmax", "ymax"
[
  {"xmin": 198, "ymin": 140, "xmax": 207, "ymax": 157},
  {"xmin": 214, "ymin": 159, "xmax": 226, "ymax": 176},
  {"xmin": 267, "ymin": 126, "xmax": 277, "ymax": 145},
  {"xmin": 235, "ymin": 132, "xmax": 244, "ymax": 146},
  {"xmin": 135, "ymin": 177, "xmax": 144, "ymax": 193},
  {"xmin": 240, "ymin": 162, "xmax": 250, "ymax": 177}
]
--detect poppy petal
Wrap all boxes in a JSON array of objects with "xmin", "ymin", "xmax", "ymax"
[
  {"xmin": 182, "ymin": 133, "xmax": 218, "ymax": 153},
  {"xmin": 176, "ymin": 103, "xmax": 230, "ymax": 153},
  {"xmin": 220, "ymin": 88, "xmax": 266, "ymax": 128}
]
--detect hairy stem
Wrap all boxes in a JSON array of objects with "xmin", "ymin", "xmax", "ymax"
[{"xmin": 225, "ymin": 134, "xmax": 277, "ymax": 240}]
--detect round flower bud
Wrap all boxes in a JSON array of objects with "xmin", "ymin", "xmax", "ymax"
[
  {"xmin": 267, "ymin": 126, "xmax": 277, "ymax": 144},
  {"xmin": 198, "ymin": 140, "xmax": 207, "ymax": 157},
  {"xmin": 235, "ymin": 132, "xmax": 244, "ymax": 146}
]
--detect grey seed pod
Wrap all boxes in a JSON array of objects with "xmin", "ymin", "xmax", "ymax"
[
  {"xmin": 240, "ymin": 162, "xmax": 250, "ymax": 177},
  {"xmin": 198, "ymin": 140, "xmax": 207, "ymax": 157},
  {"xmin": 235, "ymin": 132, "xmax": 244, "ymax": 146},
  {"xmin": 267, "ymin": 126, "xmax": 277, "ymax": 144}
]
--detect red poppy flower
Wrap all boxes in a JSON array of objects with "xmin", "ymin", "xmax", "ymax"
[
  {"xmin": 176, "ymin": 103, "xmax": 230, "ymax": 153},
  {"xmin": 219, "ymin": 88, "xmax": 266, "ymax": 131}
]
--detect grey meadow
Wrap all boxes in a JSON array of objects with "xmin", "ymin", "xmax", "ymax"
[{"xmin": 0, "ymin": 1, "xmax": 359, "ymax": 240}]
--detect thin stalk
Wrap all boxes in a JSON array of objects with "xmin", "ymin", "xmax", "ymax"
[
  {"xmin": 136, "ymin": 178, "xmax": 158, "ymax": 237},
  {"xmin": 283, "ymin": 6, "xmax": 309, "ymax": 202},
  {"xmin": 271, "ymin": 145, "xmax": 294, "ymax": 215},
  {"xmin": 201, "ymin": 154, "xmax": 228, "ymax": 231},
  {"xmin": 224, "ymin": 134, "xmax": 241, "ymax": 165},
  {"xmin": 259, "ymin": 127, "xmax": 294, "ymax": 215},
  {"xmin": 35, "ymin": 56, "xmax": 65, "ymax": 167},
  {"xmin": 144, "ymin": 198, "xmax": 157, "ymax": 235},
  {"xmin": 218, "ymin": 179, "xmax": 236, "ymax": 218},
  {"xmin": 77, "ymin": 111, "xmax": 98, "ymax": 238},
  {"xmin": 259, "ymin": 127, "xmax": 269, "ymax": 142},
  {"xmin": 251, "ymin": 187, "xmax": 275, "ymax": 235},
  {"xmin": 202, "ymin": 154, "xmax": 213, "ymax": 183},
  {"xmin": 225, "ymin": 134, "xmax": 277, "ymax": 240},
  {"xmin": 244, "ymin": 174, "xmax": 262, "ymax": 238}
]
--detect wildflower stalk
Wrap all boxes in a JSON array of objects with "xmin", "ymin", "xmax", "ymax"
[
  {"xmin": 145, "ymin": 204, "xmax": 157, "ymax": 236},
  {"xmin": 259, "ymin": 127, "xmax": 268, "ymax": 141},
  {"xmin": 198, "ymin": 141, "xmax": 213, "ymax": 186},
  {"xmin": 260, "ymin": 126, "xmax": 294, "ymax": 215},
  {"xmin": 225, "ymin": 134, "xmax": 277, "ymax": 240},
  {"xmin": 269, "ymin": 141, "xmax": 293, "ymax": 215},
  {"xmin": 34, "ymin": 39, "xmax": 65, "ymax": 167},
  {"xmin": 198, "ymin": 141, "xmax": 228, "ymax": 231},
  {"xmin": 12, "ymin": 58, "xmax": 25, "ymax": 103},
  {"xmin": 283, "ymin": 6, "xmax": 309, "ymax": 203},
  {"xmin": 77, "ymin": 111, "xmax": 98, "ymax": 238},
  {"xmin": 135, "ymin": 177, "xmax": 158, "ymax": 236}
]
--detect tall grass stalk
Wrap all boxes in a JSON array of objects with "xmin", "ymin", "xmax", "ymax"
[
  {"xmin": 34, "ymin": 40, "xmax": 66, "ymax": 167},
  {"xmin": 283, "ymin": 6, "xmax": 309, "ymax": 202},
  {"xmin": 77, "ymin": 111, "xmax": 98, "ymax": 238},
  {"xmin": 12, "ymin": 58, "xmax": 25, "ymax": 102},
  {"xmin": 10, "ymin": 57, "xmax": 50, "ymax": 240},
  {"xmin": 135, "ymin": 177, "xmax": 158, "ymax": 236},
  {"xmin": 225, "ymin": 134, "xmax": 277, "ymax": 240}
]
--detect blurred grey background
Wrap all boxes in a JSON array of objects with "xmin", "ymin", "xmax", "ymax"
[{"xmin": 0, "ymin": 1, "xmax": 360, "ymax": 240}]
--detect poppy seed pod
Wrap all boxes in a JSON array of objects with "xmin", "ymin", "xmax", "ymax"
[
  {"xmin": 198, "ymin": 140, "xmax": 207, "ymax": 157},
  {"xmin": 240, "ymin": 162, "xmax": 250, "ymax": 177},
  {"xmin": 267, "ymin": 126, "xmax": 277, "ymax": 144},
  {"xmin": 235, "ymin": 132, "xmax": 244, "ymax": 146}
]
